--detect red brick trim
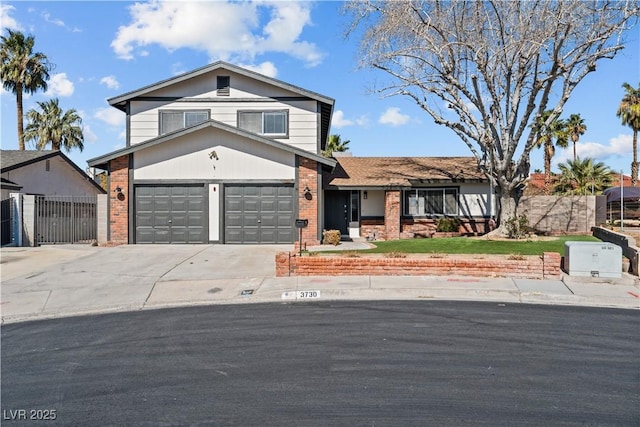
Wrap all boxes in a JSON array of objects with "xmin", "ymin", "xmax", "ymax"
[
  {"xmin": 297, "ymin": 157, "xmax": 319, "ymax": 246},
  {"xmin": 108, "ymin": 155, "xmax": 129, "ymax": 245}
]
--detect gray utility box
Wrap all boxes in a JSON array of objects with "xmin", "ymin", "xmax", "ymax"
[{"xmin": 564, "ymin": 241, "xmax": 622, "ymax": 278}]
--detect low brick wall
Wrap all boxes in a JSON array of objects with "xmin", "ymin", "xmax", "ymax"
[{"xmin": 276, "ymin": 252, "xmax": 561, "ymax": 280}]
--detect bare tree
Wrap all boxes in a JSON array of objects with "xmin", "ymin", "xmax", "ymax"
[{"xmin": 346, "ymin": 0, "xmax": 639, "ymax": 235}]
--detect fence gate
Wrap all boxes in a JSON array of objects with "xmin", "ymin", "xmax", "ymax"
[
  {"xmin": 1, "ymin": 197, "xmax": 13, "ymax": 246},
  {"xmin": 35, "ymin": 195, "xmax": 97, "ymax": 244}
]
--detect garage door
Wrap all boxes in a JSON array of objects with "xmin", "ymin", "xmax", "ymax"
[
  {"xmin": 225, "ymin": 185, "xmax": 295, "ymax": 243},
  {"xmin": 135, "ymin": 185, "xmax": 207, "ymax": 244}
]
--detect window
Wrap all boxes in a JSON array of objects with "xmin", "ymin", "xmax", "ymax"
[
  {"xmin": 350, "ymin": 191, "xmax": 359, "ymax": 222},
  {"xmin": 238, "ymin": 110, "xmax": 288, "ymax": 136},
  {"xmin": 217, "ymin": 76, "xmax": 230, "ymax": 96},
  {"xmin": 404, "ymin": 188, "xmax": 458, "ymax": 216},
  {"xmin": 159, "ymin": 110, "xmax": 209, "ymax": 135}
]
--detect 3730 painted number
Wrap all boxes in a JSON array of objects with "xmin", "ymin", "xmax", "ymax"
[{"xmin": 298, "ymin": 291, "xmax": 320, "ymax": 299}]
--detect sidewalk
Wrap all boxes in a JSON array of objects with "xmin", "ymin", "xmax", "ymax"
[{"xmin": 1, "ymin": 245, "xmax": 638, "ymax": 324}]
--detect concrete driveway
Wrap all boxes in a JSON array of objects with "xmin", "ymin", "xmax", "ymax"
[{"xmin": 1, "ymin": 244, "xmax": 293, "ymax": 323}]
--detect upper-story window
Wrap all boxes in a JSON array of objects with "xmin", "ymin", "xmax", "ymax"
[
  {"xmin": 404, "ymin": 188, "xmax": 458, "ymax": 216},
  {"xmin": 237, "ymin": 110, "xmax": 288, "ymax": 137},
  {"xmin": 217, "ymin": 76, "xmax": 230, "ymax": 96},
  {"xmin": 159, "ymin": 110, "xmax": 209, "ymax": 135}
]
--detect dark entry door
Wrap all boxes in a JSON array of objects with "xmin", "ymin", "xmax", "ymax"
[{"xmin": 324, "ymin": 190, "xmax": 349, "ymax": 235}]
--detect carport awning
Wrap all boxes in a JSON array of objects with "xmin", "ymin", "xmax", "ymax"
[{"xmin": 603, "ymin": 186, "xmax": 640, "ymax": 203}]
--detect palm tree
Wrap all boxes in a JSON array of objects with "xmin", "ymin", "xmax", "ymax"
[
  {"xmin": 322, "ymin": 134, "xmax": 350, "ymax": 157},
  {"xmin": 532, "ymin": 110, "xmax": 568, "ymax": 195},
  {"xmin": 566, "ymin": 114, "xmax": 587, "ymax": 161},
  {"xmin": 0, "ymin": 29, "xmax": 52, "ymax": 151},
  {"xmin": 24, "ymin": 98, "xmax": 84, "ymax": 152},
  {"xmin": 554, "ymin": 157, "xmax": 613, "ymax": 195},
  {"xmin": 616, "ymin": 82, "xmax": 640, "ymax": 186}
]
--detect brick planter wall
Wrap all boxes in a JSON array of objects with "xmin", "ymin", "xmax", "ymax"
[{"xmin": 276, "ymin": 252, "xmax": 562, "ymax": 280}]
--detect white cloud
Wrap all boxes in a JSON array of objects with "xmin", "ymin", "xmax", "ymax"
[
  {"xmin": 332, "ymin": 110, "xmax": 353, "ymax": 128},
  {"xmin": 45, "ymin": 73, "xmax": 74, "ymax": 97},
  {"xmin": 42, "ymin": 12, "xmax": 64, "ymax": 27},
  {"xmin": 237, "ymin": 61, "xmax": 278, "ymax": 78},
  {"xmin": 100, "ymin": 75, "xmax": 120, "ymax": 90},
  {"xmin": 1, "ymin": 5, "xmax": 22, "ymax": 30},
  {"xmin": 82, "ymin": 124, "xmax": 98, "ymax": 144},
  {"xmin": 95, "ymin": 107, "xmax": 125, "ymax": 127},
  {"xmin": 111, "ymin": 1, "xmax": 323, "ymax": 66},
  {"xmin": 41, "ymin": 11, "xmax": 81, "ymax": 32},
  {"xmin": 553, "ymin": 134, "xmax": 632, "ymax": 165},
  {"xmin": 331, "ymin": 110, "xmax": 370, "ymax": 129},
  {"xmin": 379, "ymin": 107, "xmax": 410, "ymax": 126}
]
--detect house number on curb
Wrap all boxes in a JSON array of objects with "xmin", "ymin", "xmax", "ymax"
[
  {"xmin": 281, "ymin": 290, "xmax": 321, "ymax": 300},
  {"xmin": 298, "ymin": 290, "xmax": 320, "ymax": 299}
]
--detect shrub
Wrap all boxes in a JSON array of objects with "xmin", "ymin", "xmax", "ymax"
[
  {"xmin": 384, "ymin": 251, "xmax": 406, "ymax": 258},
  {"xmin": 507, "ymin": 253, "xmax": 525, "ymax": 260},
  {"xmin": 436, "ymin": 217, "xmax": 462, "ymax": 232},
  {"xmin": 505, "ymin": 212, "xmax": 530, "ymax": 239},
  {"xmin": 343, "ymin": 251, "xmax": 361, "ymax": 258},
  {"xmin": 322, "ymin": 229, "xmax": 341, "ymax": 245}
]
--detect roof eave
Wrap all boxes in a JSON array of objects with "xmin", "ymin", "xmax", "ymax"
[{"xmin": 87, "ymin": 119, "xmax": 336, "ymax": 169}]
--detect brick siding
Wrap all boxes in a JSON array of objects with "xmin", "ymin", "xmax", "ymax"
[
  {"xmin": 297, "ymin": 157, "xmax": 319, "ymax": 246},
  {"xmin": 108, "ymin": 155, "xmax": 129, "ymax": 245}
]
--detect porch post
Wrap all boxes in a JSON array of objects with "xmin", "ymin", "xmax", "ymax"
[{"xmin": 385, "ymin": 190, "xmax": 401, "ymax": 240}]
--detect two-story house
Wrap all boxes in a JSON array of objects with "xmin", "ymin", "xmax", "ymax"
[{"xmin": 88, "ymin": 61, "xmax": 336, "ymax": 245}]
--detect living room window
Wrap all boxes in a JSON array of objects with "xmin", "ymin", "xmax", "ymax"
[
  {"xmin": 237, "ymin": 110, "xmax": 288, "ymax": 137},
  {"xmin": 404, "ymin": 188, "xmax": 458, "ymax": 216},
  {"xmin": 159, "ymin": 110, "xmax": 209, "ymax": 135}
]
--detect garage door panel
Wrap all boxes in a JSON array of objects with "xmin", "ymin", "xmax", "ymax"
[
  {"xmin": 277, "ymin": 199, "xmax": 293, "ymax": 211},
  {"xmin": 278, "ymin": 186, "xmax": 293, "ymax": 197},
  {"xmin": 224, "ymin": 184, "xmax": 294, "ymax": 244},
  {"xmin": 260, "ymin": 215, "xmax": 276, "ymax": 227},
  {"xmin": 243, "ymin": 199, "xmax": 259, "ymax": 212},
  {"xmin": 261, "ymin": 200, "xmax": 276, "ymax": 212},
  {"xmin": 260, "ymin": 230, "xmax": 276, "ymax": 243},
  {"xmin": 278, "ymin": 229, "xmax": 295, "ymax": 241},
  {"xmin": 135, "ymin": 185, "xmax": 206, "ymax": 244}
]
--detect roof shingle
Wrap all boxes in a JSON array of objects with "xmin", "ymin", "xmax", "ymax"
[{"xmin": 327, "ymin": 157, "xmax": 487, "ymax": 188}]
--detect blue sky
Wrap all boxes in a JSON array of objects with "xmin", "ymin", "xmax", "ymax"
[{"xmin": 1, "ymin": 1, "xmax": 639, "ymax": 176}]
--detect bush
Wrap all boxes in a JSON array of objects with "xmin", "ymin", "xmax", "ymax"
[
  {"xmin": 505, "ymin": 212, "xmax": 530, "ymax": 239},
  {"xmin": 436, "ymin": 217, "xmax": 462, "ymax": 232},
  {"xmin": 322, "ymin": 229, "xmax": 341, "ymax": 245}
]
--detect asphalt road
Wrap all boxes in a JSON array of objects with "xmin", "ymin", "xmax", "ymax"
[{"xmin": 2, "ymin": 301, "xmax": 639, "ymax": 426}]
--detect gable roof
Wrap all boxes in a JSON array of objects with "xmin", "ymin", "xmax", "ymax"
[
  {"xmin": 87, "ymin": 118, "xmax": 337, "ymax": 169},
  {"xmin": 0, "ymin": 150, "xmax": 61, "ymax": 172},
  {"xmin": 327, "ymin": 156, "xmax": 487, "ymax": 188},
  {"xmin": 1, "ymin": 150, "xmax": 106, "ymax": 193},
  {"xmin": 107, "ymin": 61, "xmax": 334, "ymax": 149}
]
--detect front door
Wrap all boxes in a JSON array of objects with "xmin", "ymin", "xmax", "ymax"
[{"xmin": 324, "ymin": 190, "xmax": 350, "ymax": 235}]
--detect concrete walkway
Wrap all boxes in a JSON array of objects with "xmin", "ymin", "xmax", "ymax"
[{"xmin": 1, "ymin": 244, "xmax": 638, "ymax": 324}]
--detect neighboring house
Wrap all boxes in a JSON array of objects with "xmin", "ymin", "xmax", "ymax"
[
  {"xmin": 325, "ymin": 156, "xmax": 493, "ymax": 240},
  {"xmin": 87, "ymin": 61, "xmax": 336, "ymax": 245},
  {"xmin": 1, "ymin": 150, "xmax": 105, "ymax": 200}
]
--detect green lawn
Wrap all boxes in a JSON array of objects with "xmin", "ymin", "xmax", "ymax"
[{"xmin": 357, "ymin": 235, "xmax": 599, "ymax": 256}]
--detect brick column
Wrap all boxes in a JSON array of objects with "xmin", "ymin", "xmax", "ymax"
[
  {"xmin": 297, "ymin": 157, "xmax": 319, "ymax": 246},
  {"xmin": 109, "ymin": 155, "xmax": 129, "ymax": 245},
  {"xmin": 385, "ymin": 190, "xmax": 401, "ymax": 240}
]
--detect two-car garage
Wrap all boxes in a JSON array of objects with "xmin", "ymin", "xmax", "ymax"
[{"xmin": 134, "ymin": 184, "xmax": 295, "ymax": 244}]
